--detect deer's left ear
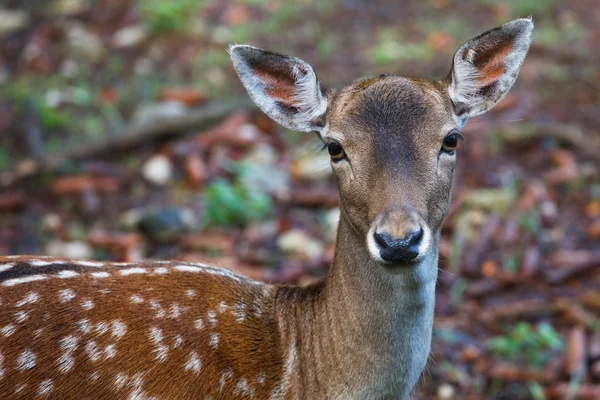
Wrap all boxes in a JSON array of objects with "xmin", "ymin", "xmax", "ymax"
[{"xmin": 447, "ymin": 18, "xmax": 533, "ymax": 120}]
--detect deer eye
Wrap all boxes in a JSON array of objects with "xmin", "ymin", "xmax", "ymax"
[
  {"xmin": 441, "ymin": 131, "xmax": 463, "ymax": 154},
  {"xmin": 327, "ymin": 142, "xmax": 345, "ymax": 161}
]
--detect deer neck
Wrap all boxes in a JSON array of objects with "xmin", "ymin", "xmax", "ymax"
[{"xmin": 280, "ymin": 215, "xmax": 438, "ymax": 398}]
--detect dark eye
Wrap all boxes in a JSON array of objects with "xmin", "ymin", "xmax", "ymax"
[
  {"xmin": 441, "ymin": 132, "xmax": 463, "ymax": 154},
  {"xmin": 327, "ymin": 142, "xmax": 345, "ymax": 161}
]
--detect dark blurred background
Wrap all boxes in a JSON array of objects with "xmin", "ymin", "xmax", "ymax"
[{"xmin": 0, "ymin": 0, "xmax": 598, "ymax": 398}]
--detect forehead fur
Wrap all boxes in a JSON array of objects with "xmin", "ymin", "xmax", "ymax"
[{"xmin": 328, "ymin": 76, "xmax": 452, "ymax": 140}]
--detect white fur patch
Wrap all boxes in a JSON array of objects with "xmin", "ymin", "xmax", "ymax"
[
  {"xmin": 0, "ymin": 263, "xmax": 14, "ymax": 273},
  {"xmin": 59, "ymin": 289, "xmax": 76, "ymax": 303},
  {"xmin": 209, "ymin": 333, "xmax": 220, "ymax": 349},
  {"xmin": 1, "ymin": 324, "xmax": 16, "ymax": 337},
  {"xmin": 17, "ymin": 349, "xmax": 36, "ymax": 371},
  {"xmin": 38, "ymin": 379, "xmax": 53, "ymax": 396},
  {"xmin": 16, "ymin": 292, "xmax": 39, "ymax": 307},
  {"xmin": 119, "ymin": 267, "xmax": 147, "ymax": 276},
  {"xmin": 91, "ymin": 271, "xmax": 111, "ymax": 278},
  {"xmin": 2, "ymin": 274, "xmax": 47, "ymax": 286},
  {"xmin": 184, "ymin": 351, "xmax": 201, "ymax": 374},
  {"xmin": 111, "ymin": 320, "xmax": 127, "ymax": 339},
  {"xmin": 58, "ymin": 270, "xmax": 80, "ymax": 279}
]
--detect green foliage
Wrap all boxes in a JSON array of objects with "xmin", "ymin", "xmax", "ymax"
[
  {"xmin": 138, "ymin": 0, "xmax": 204, "ymax": 33},
  {"xmin": 478, "ymin": 0, "xmax": 557, "ymax": 15},
  {"xmin": 487, "ymin": 322, "xmax": 563, "ymax": 368},
  {"xmin": 203, "ymin": 165, "xmax": 272, "ymax": 227},
  {"xmin": 369, "ymin": 29, "xmax": 433, "ymax": 65}
]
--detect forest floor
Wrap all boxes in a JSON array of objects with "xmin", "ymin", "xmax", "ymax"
[{"xmin": 0, "ymin": 0, "xmax": 599, "ymax": 398}]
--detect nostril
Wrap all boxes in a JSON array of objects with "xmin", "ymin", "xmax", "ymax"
[
  {"xmin": 406, "ymin": 228, "xmax": 423, "ymax": 246},
  {"xmin": 373, "ymin": 232, "xmax": 391, "ymax": 248}
]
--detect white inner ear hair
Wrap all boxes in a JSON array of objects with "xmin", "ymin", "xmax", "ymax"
[{"xmin": 291, "ymin": 64, "xmax": 328, "ymax": 125}]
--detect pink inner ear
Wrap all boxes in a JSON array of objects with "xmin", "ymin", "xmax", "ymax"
[
  {"xmin": 473, "ymin": 39, "xmax": 514, "ymax": 87},
  {"xmin": 253, "ymin": 65, "xmax": 299, "ymax": 107}
]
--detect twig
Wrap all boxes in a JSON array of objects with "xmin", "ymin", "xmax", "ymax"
[{"xmin": 0, "ymin": 99, "xmax": 254, "ymax": 188}]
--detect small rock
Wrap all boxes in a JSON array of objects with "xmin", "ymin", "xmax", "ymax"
[
  {"xmin": 141, "ymin": 155, "xmax": 173, "ymax": 186},
  {"xmin": 66, "ymin": 23, "xmax": 104, "ymax": 62},
  {"xmin": 139, "ymin": 208, "xmax": 195, "ymax": 243},
  {"xmin": 437, "ymin": 384, "xmax": 455, "ymax": 400},
  {"xmin": 46, "ymin": 240, "xmax": 91, "ymax": 259},
  {"xmin": 0, "ymin": 9, "xmax": 29, "ymax": 36},
  {"xmin": 278, "ymin": 229, "xmax": 323, "ymax": 261},
  {"xmin": 113, "ymin": 25, "xmax": 148, "ymax": 48}
]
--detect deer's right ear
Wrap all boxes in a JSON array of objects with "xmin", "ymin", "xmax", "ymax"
[{"xmin": 229, "ymin": 45, "xmax": 328, "ymax": 133}]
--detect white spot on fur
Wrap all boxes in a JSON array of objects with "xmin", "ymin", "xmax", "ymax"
[
  {"xmin": 16, "ymin": 292, "xmax": 39, "ymax": 307},
  {"xmin": 14, "ymin": 311, "xmax": 28, "ymax": 323},
  {"xmin": 130, "ymin": 294, "xmax": 144, "ymax": 304},
  {"xmin": 209, "ymin": 333, "xmax": 220, "ymax": 349},
  {"xmin": 78, "ymin": 319, "xmax": 91, "ymax": 334},
  {"xmin": 115, "ymin": 372, "xmax": 128, "ymax": 390},
  {"xmin": 173, "ymin": 335, "xmax": 184, "ymax": 349},
  {"xmin": 58, "ymin": 270, "xmax": 79, "ymax": 279},
  {"xmin": 207, "ymin": 310, "xmax": 217, "ymax": 327},
  {"xmin": 194, "ymin": 318, "xmax": 204, "ymax": 330},
  {"xmin": 81, "ymin": 299, "xmax": 95, "ymax": 310},
  {"xmin": 86, "ymin": 341, "xmax": 101, "ymax": 361},
  {"xmin": 233, "ymin": 378, "xmax": 255, "ymax": 397},
  {"xmin": 120, "ymin": 267, "xmax": 147, "ymax": 276},
  {"xmin": 0, "ymin": 263, "xmax": 14, "ymax": 273},
  {"xmin": 60, "ymin": 335, "xmax": 79, "ymax": 353},
  {"xmin": 78, "ymin": 260, "xmax": 104, "ymax": 267},
  {"xmin": 218, "ymin": 301, "xmax": 228, "ymax": 314},
  {"xmin": 0, "ymin": 353, "xmax": 4, "ymax": 379},
  {"xmin": 153, "ymin": 267, "xmax": 169, "ymax": 274},
  {"xmin": 186, "ymin": 289, "xmax": 196, "ymax": 298},
  {"xmin": 184, "ymin": 351, "xmax": 201, "ymax": 374},
  {"xmin": 38, "ymin": 379, "xmax": 53, "ymax": 396},
  {"xmin": 17, "ymin": 349, "xmax": 36, "ymax": 370},
  {"xmin": 174, "ymin": 265, "xmax": 202, "ymax": 273},
  {"xmin": 232, "ymin": 302, "xmax": 247, "ymax": 322},
  {"xmin": 111, "ymin": 320, "xmax": 127, "ymax": 339},
  {"xmin": 30, "ymin": 260, "xmax": 54, "ymax": 267},
  {"xmin": 2, "ymin": 274, "xmax": 47, "ymax": 286},
  {"xmin": 90, "ymin": 371, "xmax": 100, "ymax": 381},
  {"xmin": 57, "ymin": 354, "xmax": 74, "ymax": 373},
  {"xmin": 59, "ymin": 289, "xmax": 76, "ymax": 303},
  {"xmin": 99, "ymin": 288, "xmax": 111, "ymax": 295},
  {"xmin": 15, "ymin": 384, "xmax": 27, "ymax": 394},
  {"xmin": 219, "ymin": 368, "xmax": 233, "ymax": 392},
  {"xmin": 149, "ymin": 300, "xmax": 166, "ymax": 318},
  {"xmin": 149, "ymin": 327, "xmax": 168, "ymax": 363},
  {"xmin": 95, "ymin": 322, "xmax": 109, "ymax": 335},
  {"xmin": 256, "ymin": 373, "xmax": 266, "ymax": 385},
  {"xmin": 91, "ymin": 271, "xmax": 111, "ymax": 278},
  {"xmin": 169, "ymin": 304, "xmax": 181, "ymax": 319},
  {"xmin": 1, "ymin": 324, "xmax": 15, "ymax": 337},
  {"xmin": 105, "ymin": 344, "xmax": 117, "ymax": 359}
]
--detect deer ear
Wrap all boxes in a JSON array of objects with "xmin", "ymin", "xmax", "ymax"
[
  {"xmin": 229, "ymin": 45, "xmax": 328, "ymax": 133},
  {"xmin": 447, "ymin": 18, "xmax": 533, "ymax": 120}
]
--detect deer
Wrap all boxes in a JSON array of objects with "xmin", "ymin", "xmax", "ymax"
[{"xmin": 0, "ymin": 18, "xmax": 532, "ymax": 399}]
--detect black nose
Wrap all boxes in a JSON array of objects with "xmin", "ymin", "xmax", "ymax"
[{"xmin": 374, "ymin": 229, "xmax": 423, "ymax": 262}]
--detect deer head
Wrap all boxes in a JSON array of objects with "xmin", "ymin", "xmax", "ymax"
[{"xmin": 230, "ymin": 18, "xmax": 533, "ymax": 268}]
